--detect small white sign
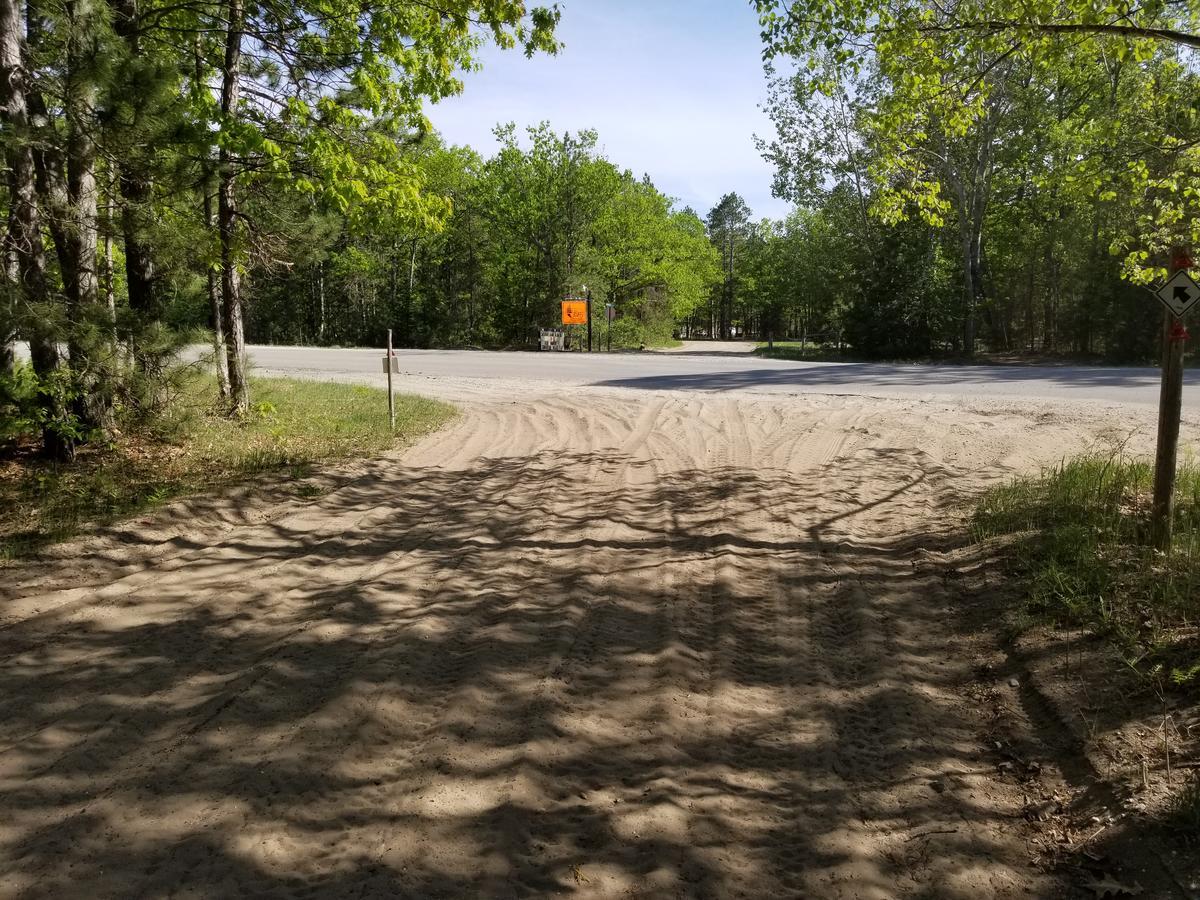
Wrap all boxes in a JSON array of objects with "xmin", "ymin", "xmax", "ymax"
[
  {"xmin": 381, "ymin": 355, "xmax": 399, "ymax": 374},
  {"xmin": 1155, "ymin": 270, "xmax": 1200, "ymax": 318}
]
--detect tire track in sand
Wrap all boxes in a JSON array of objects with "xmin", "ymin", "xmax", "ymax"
[{"xmin": 0, "ymin": 390, "xmax": 1128, "ymax": 898}]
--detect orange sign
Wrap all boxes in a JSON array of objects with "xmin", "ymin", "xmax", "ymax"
[{"xmin": 561, "ymin": 300, "xmax": 587, "ymax": 325}]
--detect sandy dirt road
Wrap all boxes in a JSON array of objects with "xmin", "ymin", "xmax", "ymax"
[{"xmin": 2, "ymin": 385, "xmax": 1195, "ymax": 897}]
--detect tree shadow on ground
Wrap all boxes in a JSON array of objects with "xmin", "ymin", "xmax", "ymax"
[
  {"xmin": 941, "ymin": 541, "xmax": 1199, "ymax": 897},
  {"xmin": 593, "ymin": 362, "xmax": 1200, "ymax": 398},
  {"xmin": 1, "ymin": 447, "xmax": 1091, "ymax": 897}
]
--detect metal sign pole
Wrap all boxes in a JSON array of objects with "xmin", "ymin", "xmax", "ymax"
[
  {"xmin": 1151, "ymin": 248, "xmax": 1191, "ymax": 549},
  {"xmin": 386, "ymin": 328, "xmax": 396, "ymax": 431},
  {"xmin": 586, "ymin": 287, "xmax": 593, "ymax": 353}
]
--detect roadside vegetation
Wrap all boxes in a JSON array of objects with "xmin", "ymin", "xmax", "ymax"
[
  {"xmin": 752, "ymin": 341, "xmax": 870, "ymax": 363},
  {"xmin": 0, "ymin": 373, "xmax": 454, "ymax": 558},
  {"xmin": 972, "ymin": 455, "xmax": 1200, "ymax": 693}
]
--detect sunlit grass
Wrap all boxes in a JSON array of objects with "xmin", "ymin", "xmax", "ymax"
[
  {"xmin": 0, "ymin": 377, "xmax": 456, "ymax": 558},
  {"xmin": 973, "ymin": 453, "xmax": 1200, "ymax": 691}
]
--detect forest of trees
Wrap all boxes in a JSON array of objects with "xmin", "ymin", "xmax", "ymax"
[
  {"xmin": 743, "ymin": 0, "xmax": 1200, "ymax": 358},
  {"xmin": 4, "ymin": 0, "xmax": 1200, "ymax": 459},
  {"xmin": 235, "ymin": 124, "xmax": 719, "ymax": 350}
]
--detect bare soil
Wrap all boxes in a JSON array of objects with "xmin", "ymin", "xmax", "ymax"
[{"xmin": 0, "ymin": 388, "xmax": 1193, "ymax": 897}]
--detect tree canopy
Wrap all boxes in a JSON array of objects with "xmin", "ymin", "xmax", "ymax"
[{"xmin": 751, "ymin": 0, "xmax": 1200, "ymax": 353}]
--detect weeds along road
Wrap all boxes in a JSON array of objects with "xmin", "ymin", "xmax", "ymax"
[{"xmin": 4, "ymin": 345, "xmax": 1199, "ymax": 896}]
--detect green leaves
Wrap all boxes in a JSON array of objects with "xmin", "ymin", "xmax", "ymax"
[
  {"xmin": 756, "ymin": 0, "xmax": 1200, "ymax": 280},
  {"xmin": 195, "ymin": 0, "xmax": 561, "ymax": 254}
]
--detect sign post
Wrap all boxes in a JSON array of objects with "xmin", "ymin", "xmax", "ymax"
[
  {"xmin": 385, "ymin": 329, "xmax": 395, "ymax": 430},
  {"xmin": 585, "ymin": 286, "xmax": 593, "ymax": 353},
  {"xmin": 606, "ymin": 302, "xmax": 615, "ymax": 352},
  {"xmin": 1150, "ymin": 249, "xmax": 1195, "ymax": 549}
]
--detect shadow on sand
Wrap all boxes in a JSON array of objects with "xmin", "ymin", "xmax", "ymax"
[{"xmin": 0, "ymin": 446, "xmax": 1182, "ymax": 896}]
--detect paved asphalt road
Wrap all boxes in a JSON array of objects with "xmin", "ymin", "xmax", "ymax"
[{"xmin": 241, "ymin": 343, "xmax": 1200, "ymax": 409}]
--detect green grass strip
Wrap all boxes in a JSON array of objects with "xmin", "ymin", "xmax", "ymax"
[
  {"xmin": 0, "ymin": 377, "xmax": 455, "ymax": 558},
  {"xmin": 973, "ymin": 453, "xmax": 1200, "ymax": 691}
]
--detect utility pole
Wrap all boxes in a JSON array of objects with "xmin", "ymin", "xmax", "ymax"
[{"xmin": 1151, "ymin": 247, "xmax": 1191, "ymax": 550}]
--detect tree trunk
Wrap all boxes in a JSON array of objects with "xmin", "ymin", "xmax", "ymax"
[
  {"xmin": 119, "ymin": 168, "xmax": 159, "ymax": 339},
  {"xmin": 27, "ymin": 94, "xmax": 77, "ymax": 315},
  {"xmin": 1, "ymin": 0, "xmax": 71, "ymax": 458},
  {"xmin": 316, "ymin": 261, "xmax": 326, "ymax": 343},
  {"xmin": 407, "ymin": 238, "xmax": 418, "ymax": 344},
  {"xmin": 194, "ymin": 33, "xmax": 229, "ymax": 399},
  {"xmin": 952, "ymin": 186, "xmax": 980, "ymax": 356},
  {"xmin": 1042, "ymin": 208, "xmax": 1060, "ymax": 352},
  {"xmin": 722, "ymin": 231, "xmax": 732, "ymax": 340},
  {"xmin": 64, "ymin": 0, "xmax": 113, "ymax": 432},
  {"xmin": 2, "ymin": 234, "xmax": 14, "ymax": 375},
  {"xmin": 219, "ymin": 0, "xmax": 248, "ymax": 414},
  {"xmin": 1080, "ymin": 200, "xmax": 1103, "ymax": 355},
  {"xmin": 110, "ymin": 0, "xmax": 160, "ymax": 373},
  {"xmin": 203, "ymin": 182, "xmax": 230, "ymax": 399},
  {"xmin": 942, "ymin": 121, "xmax": 994, "ymax": 359},
  {"xmin": 967, "ymin": 230, "xmax": 985, "ymax": 353},
  {"xmin": 387, "ymin": 240, "xmax": 397, "ymax": 343},
  {"xmin": 409, "ymin": 239, "xmax": 418, "ymax": 296},
  {"xmin": 466, "ymin": 210, "xmax": 476, "ymax": 340},
  {"xmin": 399, "ymin": 240, "xmax": 417, "ymax": 345},
  {"xmin": 101, "ymin": 161, "xmax": 115, "ymax": 333}
]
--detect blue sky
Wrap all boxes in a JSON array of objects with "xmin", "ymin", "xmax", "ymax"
[{"xmin": 427, "ymin": 0, "xmax": 791, "ymax": 221}]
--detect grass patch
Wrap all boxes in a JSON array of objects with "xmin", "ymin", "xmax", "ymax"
[
  {"xmin": 1167, "ymin": 775, "xmax": 1200, "ymax": 836},
  {"xmin": 972, "ymin": 454, "xmax": 1200, "ymax": 692},
  {"xmin": 0, "ymin": 376, "xmax": 455, "ymax": 558},
  {"xmin": 754, "ymin": 342, "xmax": 852, "ymax": 362}
]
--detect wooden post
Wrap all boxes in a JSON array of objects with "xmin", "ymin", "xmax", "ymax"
[
  {"xmin": 586, "ymin": 287, "xmax": 593, "ymax": 353},
  {"xmin": 386, "ymin": 328, "xmax": 395, "ymax": 431},
  {"xmin": 1151, "ymin": 247, "xmax": 1191, "ymax": 550}
]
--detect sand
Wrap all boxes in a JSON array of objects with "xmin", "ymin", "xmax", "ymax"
[{"xmin": 1, "ymin": 384, "xmax": 1191, "ymax": 898}]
